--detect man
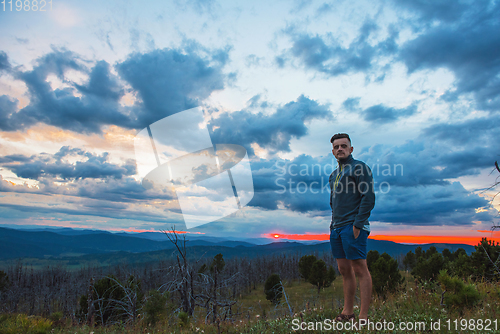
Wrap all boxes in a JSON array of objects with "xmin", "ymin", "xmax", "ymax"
[{"xmin": 329, "ymin": 133, "xmax": 375, "ymax": 321}]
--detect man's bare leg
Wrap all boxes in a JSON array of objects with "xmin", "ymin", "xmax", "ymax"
[
  {"xmin": 336, "ymin": 258, "xmax": 356, "ymax": 315},
  {"xmin": 351, "ymin": 259, "xmax": 372, "ymax": 319}
]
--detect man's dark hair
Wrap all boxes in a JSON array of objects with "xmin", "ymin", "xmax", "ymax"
[{"xmin": 330, "ymin": 133, "xmax": 351, "ymax": 144}]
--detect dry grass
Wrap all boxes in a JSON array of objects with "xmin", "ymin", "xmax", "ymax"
[{"xmin": 7, "ymin": 272, "xmax": 500, "ymax": 333}]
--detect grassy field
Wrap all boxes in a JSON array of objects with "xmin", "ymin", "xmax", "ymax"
[{"xmin": 2, "ymin": 272, "xmax": 500, "ymax": 333}]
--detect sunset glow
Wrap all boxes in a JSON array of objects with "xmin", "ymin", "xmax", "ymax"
[{"xmin": 263, "ymin": 233, "xmax": 500, "ymax": 246}]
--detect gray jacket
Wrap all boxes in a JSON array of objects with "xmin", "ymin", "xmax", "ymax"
[{"xmin": 329, "ymin": 154, "xmax": 375, "ymax": 230}]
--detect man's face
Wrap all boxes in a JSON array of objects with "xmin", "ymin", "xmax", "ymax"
[{"xmin": 332, "ymin": 138, "xmax": 353, "ymax": 160}]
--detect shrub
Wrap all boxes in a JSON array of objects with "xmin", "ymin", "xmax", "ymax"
[
  {"xmin": 178, "ymin": 311, "xmax": 189, "ymax": 328},
  {"xmin": 264, "ymin": 274, "xmax": 283, "ymax": 305},
  {"xmin": 143, "ymin": 290, "xmax": 168, "ymax": 326},
  {"xmin": 78, "ymin": 275, "xmax": 128, "ymax": 326},
  {"xmin": 0, "ymin": 313, "xmax": 52, "ymax": 334},
  {"xmin": 438, "ymin": 270, "xmax": 481, "ymax": 312}
]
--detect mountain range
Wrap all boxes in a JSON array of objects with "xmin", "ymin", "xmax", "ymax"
[{"xmin": 0, "ymin": 226, "xmax": 477, "ymax": 268}]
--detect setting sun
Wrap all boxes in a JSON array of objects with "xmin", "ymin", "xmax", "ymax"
[{"xmin": 273, "ymin": 234, "xmax": 280, "ymax": 239}]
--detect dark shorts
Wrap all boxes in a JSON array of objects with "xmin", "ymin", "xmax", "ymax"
[{"xmin": 330, "ymin": 223, "xmax": 370, "ymax": 260}]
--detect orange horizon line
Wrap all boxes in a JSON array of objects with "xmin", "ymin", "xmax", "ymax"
[{"xmin": 263, "ymin": 233, "xmax": 500, "ymax": 246}]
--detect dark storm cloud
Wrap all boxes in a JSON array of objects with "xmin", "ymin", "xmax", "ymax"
[
  {"xmin": 75, "ymin": 176, "xmax": 174, "ymax": 202},
  {"xmin": 280, "ymin": 21, "xmax": 398, "ymax": 76},
  {"xmin": 342, "ymin": 97, "xmax": 418, "ymax": 123},
  {"xmin": 392, "ymin": 0, "xmax": 479, "ymax": 23},
  {"xmin": 2, "ymin": 146, "xmax": 136, "ymax": 180},
  {"xmin": 0, "ymin": 171, "xmax": 174, "ymax": 204},
  {"xmin": 372, "ymin": 182, "xmax": 492, "ymax": 226},
  {"xmin": 248, "ymin": 154, "xmax": 333, "ymax": 213},
  {"xmin": 362, "ymin": 104, "xmax": 417, "ymax": 123},
  {"xmin": 5, "ymin": 48, "xmax": 132, "ymax": 133},
  {"xmin": 0, "ymin": 51, "xmax": 10, "ymax": 71},
  {"xmin": 0, "ymin": 154, "xmax": 31, "ymax": 163},
  {"xmin": 74, "ymin": 60, "xmax": 124, "ymax": 100},
  {"xmin": 0, "ymin": 200, "xmax": 170, "ymax": 222},
  {"xmin": 357, "ymin": 139, "xmax": 494, "ymax": 188},
  {"xmin": 209, "ymin": 95, "xmax": 332, "ymax": 154},
  {"xmin": 2, "ymin": 45, "xmax": 228, "ymax": 133},
  {"xmin": 116, "ymin": 45, "xmax": 228, "ymax": 128},
  {"xmin": 398, "ymin": 0, "xmax": 500, "ymax": 111},
  {"xmin": 0, "ymin": 95, "xmax": 20, "ymax": 131},
  {"xmin": 422, "ymin": 115, "xmax": 500, "ymax": 146}
]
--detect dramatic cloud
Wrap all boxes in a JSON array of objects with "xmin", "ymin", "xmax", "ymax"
[
  {"xmin": 373, "ymin": 182, "xmax": 492, "ymax": 226},
  {"xmin": 0, "ymin": 0, "xmax": 498, "ymax": 235},
  {"xmin": 245, "ymin": 135, "xmax": 496, "ymax": 226},
  {"xmin": 210, "ymin": 95, "xmax": 332, "ymax": 154},
  {"xmin": 392, "ymin": 0, "xmax": 478, "ymax": 23},
  {"xmin": 2, "ymin": 146, "xmax": 136, "ymax": 180},
  {"xmin": 422, "ymin": 115, "xmax": 500, "ymax": 146},
  {"xmin": 279, "ymin": 21, "xmax": 398, "ymax": 76},
  {"xmin": 74, "ymin": 61, "xmax": 124, "ymax": 101},
  {"xmin": 342, "ymin": 97, "xmax": 418, "ymax": 124},
  {"xmin": 361, "ymin": 104, "xmax": 417, "ymax": 124},
  {"xmin": 398, "ymin": 0, "xmax": 500, "ymax": 111},
  {"xmin": 0, "ymin": 51, "xmax": 10, "ymax": 71},
  {"xmin": 4, "ymin": 48, "xmax": 131, "ymax": 133},
  {"xmin": 0, "ymin": 95, "xmax": 20, "ymax": 131},
  {"xmin": 1, "ymin": 45, "xmax": 229, "ymax": 134},
  {"xmin": 116, "ymin": 44, "xmax": 229, "ymax": 128}
]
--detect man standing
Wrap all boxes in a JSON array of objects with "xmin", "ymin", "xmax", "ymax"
[{"xmin": 329, "ymin": 133, "xmax": 375, "ymax": 321}]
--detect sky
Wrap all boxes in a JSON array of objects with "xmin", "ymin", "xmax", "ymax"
[{"xmin": 0, "ymin": 0, "xmax": 499, "ymax": 244}]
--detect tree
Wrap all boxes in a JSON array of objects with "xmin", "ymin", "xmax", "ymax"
[
  {"xmin": 368, "ymin": 251, "xmax": 404, "ymax": 297},
  {"xmin": 264, "ymin": 274, "xmax": 283, "ymax": 305},
  {"xmin": 308, "ymin": 259, "xmax": 336, "ymax": 293},
  {"xmin": 0, "ymin": 270, "xmax": 9, "ymax": 293},
  {"xmin": 298, "ymin": 255, "xmax": 317, "ymax": 281},
  {"xmin": 469, "ymin": 238, "xmax": 500, "ymax": 281},
  {"xmin": 415, "ymin": 246, "xmax": 423, "ymax": 259},
  {"xmin": 208, "ymin": 253, "xmax": 226, "ymax": 323},
  {"xmin": 162, "ymin": 227, "xmax": 197, "ymax": 316},
  {"xmin": 366, "ymin": 250, "xmax": 380, "ymax": 271},
  {"xmin": 442, "ymin": 248, "xmax": 454, "ymax": 262},
  {"xmin": 489, "ymin": 161, "xmax": 500, "ymax": 231},
  {"xmin": 447, "ymin": 252, "xmax": 471, "ymax": 278},
  {"xmin": 425, "ymin": 246, "xmax": 438, "ymax": 258},
  {"xmin": 412, "ymin": 252, "xmax": 445, "ymax": 282},
  {"xmin": 403, "ymin": 251, "xmax": 416, "ymax": 271}
]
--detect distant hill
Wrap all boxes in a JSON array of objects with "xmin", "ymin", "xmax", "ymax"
[
  {"xmin": 0, "ymin": 226, "xmax": 478, "ymax": 271},
  {"xmin": 0, "ymin": 227, "xmax": 254, "ymax": 260}
]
